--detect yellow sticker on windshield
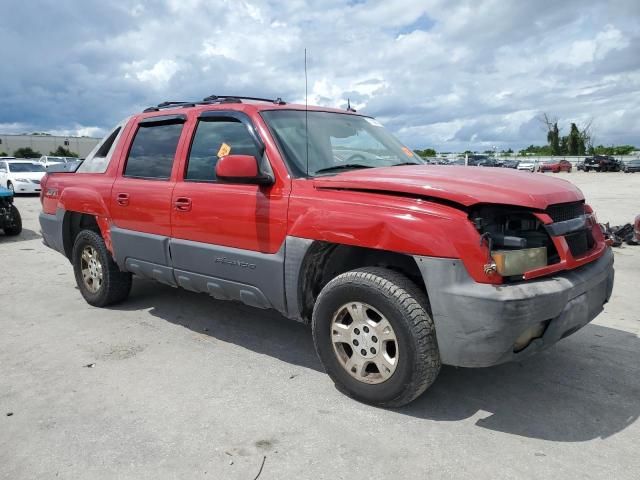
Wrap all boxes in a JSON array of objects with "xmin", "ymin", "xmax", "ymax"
[
  {"xmin": 402, "ymin": 146, "xmax": 413, "ymax": 157},
  {"xmin": 217, "ymin": 142, "xmax": 231, "ymax": 158}
]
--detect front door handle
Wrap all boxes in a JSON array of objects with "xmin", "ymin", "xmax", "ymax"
[
  {"xmin": 174, "ymin": 197, "xmax": 192, "ymax": 212},
  {"xmin": 116, "ymin": 192, "xmax": 130, "ymax": 206}
]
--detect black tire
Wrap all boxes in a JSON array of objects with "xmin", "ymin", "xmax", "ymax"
[
  {"xmin": 312, "ymin": 267, "xmax": 440, "ymax": 408},
  {"xmin": 72, "ymin": 229, "xmax": 132, "ymax": 307},
  {"xmin": 3, "ymin": 205, "xmax": 22, "ymax": 236}
]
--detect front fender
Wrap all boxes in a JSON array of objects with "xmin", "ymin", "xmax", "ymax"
[{"xmin": 287, "ymin": 187, "xmax": 497, "ymax": 284}]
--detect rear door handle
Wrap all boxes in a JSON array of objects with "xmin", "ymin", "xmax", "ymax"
[
  {"xmin": 116, "ymin": 192, "xmax": 129, "ymax": 206},
  {"xmin": 174, "ymin": 197, "xmax": 192, "ymax": 212}
]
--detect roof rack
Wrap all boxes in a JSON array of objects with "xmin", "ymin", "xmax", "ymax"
[{"xmin": 143, "ymin": 95, "xmax": 286, "ymax": 113}]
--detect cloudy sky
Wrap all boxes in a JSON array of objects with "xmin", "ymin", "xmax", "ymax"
[{"xmin": 1, "ymin": 0, "xmax": 639, "ymax": 151}]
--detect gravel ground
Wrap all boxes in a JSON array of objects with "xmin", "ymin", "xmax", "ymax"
[{"xmin": 1, "ymin": 171, "xmax": 639, "ymax": 480}]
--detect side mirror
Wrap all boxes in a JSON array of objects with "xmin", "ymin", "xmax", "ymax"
[{"xmin": 215, "ymin": 154, "xmax": 274, "ymax": 185}]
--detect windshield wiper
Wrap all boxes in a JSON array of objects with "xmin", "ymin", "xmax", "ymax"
[
  {"xmin": 391, "ymin": 161, "xmax": 422, "ymax": 166},
  {"xmin": 314, "ymin": 164, "xmax": 374, "ymax": 175}
]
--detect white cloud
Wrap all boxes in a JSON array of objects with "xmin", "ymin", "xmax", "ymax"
[
  {"xmin": 0, "ymin": 0, "xmax": 638, "ymax": 151},
  {"xmin": 133, "ymin": 59, "xmax": 180, "ymax": 86}
]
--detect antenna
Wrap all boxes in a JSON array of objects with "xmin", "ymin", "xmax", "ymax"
[
  {"xmin": 346, "ymin": 98, "xmax": 356, "ymax": 113},
  {"xmin": 304, "ymin": 48, "xmax": 309, "ymax": 177}
]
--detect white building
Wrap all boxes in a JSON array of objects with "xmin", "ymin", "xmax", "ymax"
[{"xmin": 0, "ymin": 134, "xmax": 101, "ymax": 158}]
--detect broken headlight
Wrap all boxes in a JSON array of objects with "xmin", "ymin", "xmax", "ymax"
[
  {"xmin": 491, "ymin": 247, "xmax": 547, "ymax": 276},
  {"xmin": 471, "ymin": 206, "xmax": 558, "ymax": 278}
]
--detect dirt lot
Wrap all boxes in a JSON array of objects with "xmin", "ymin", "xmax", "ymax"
[{"xmin": 1, "ymin": 171, "xmax": 639, "ymax": 480}]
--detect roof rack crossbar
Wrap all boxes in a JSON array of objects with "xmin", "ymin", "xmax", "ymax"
[
  {"xmin": 143, "ymin": 101, "xmax": 196, "ymax": 112},
  {"xmin": 202, "ymin": 95, "xmax": 286, "ymax": 105}
]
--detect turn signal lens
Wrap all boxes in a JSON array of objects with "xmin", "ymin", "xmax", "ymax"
[{"xmin": 492, "ymin": 247, "xmax": 547, "ymax": 276}]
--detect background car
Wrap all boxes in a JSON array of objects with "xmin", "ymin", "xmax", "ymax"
[
  {"xmin": 538, "ymin": 159, "xmax": 572, "ymax": 173},
  {"xmin": 516, "ymin": 160, "xmax": 536, "ymax": 171},
  {"xmin": 38, "ymin": 156, "xmax": 80, "ymax": 169},
  {"xmin": 447, "ymin": 158, "xmax": 466, "ymax": 165},
  {"xmin": 622, "ymin": 159, "xmax": 640, "ymax": 173},
  {"xmin": 0, "ymin": 159, "xmax": 46, "ymax": 194},
  {"xmin": 476, "ymin": 157, "xmax": 501, "ymax": 167},
  {"xmin": 584, "ymin": 155, "xmax": 621, "ymax": 172},
  {"xmin": 501, "ymin": 159, "xmax": 520, "ymax": 169}
]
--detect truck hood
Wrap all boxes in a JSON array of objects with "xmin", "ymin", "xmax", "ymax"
[
  {"xmin": 9, "ymin": 171, "xmax": 45, "ymax": 181},
  {"xmin": 313, "ymin": 165, "xmax": 583, "ymax": 210}
]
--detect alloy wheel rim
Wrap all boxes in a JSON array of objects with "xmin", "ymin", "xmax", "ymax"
[
  {"xmin": 330, "ymin": 302, "xmax": 399, "ymax": 384},
  {"xmin": 80, "ymin": 245, "xmax": 103, "ymax": 293}
]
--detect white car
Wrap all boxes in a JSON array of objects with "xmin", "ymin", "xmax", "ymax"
[
  {"xmin": 517, "ymin": 160, "xmax": 536, "ymax": 172},
  {"xmin": 0, "ymin": 159, "xmax": 47, "ymax": 194},
  {"xmin": 38, "ymin": 156, "xmax": 80, "ymax": 168}
]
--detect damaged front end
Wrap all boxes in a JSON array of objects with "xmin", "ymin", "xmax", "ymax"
[{"xmin": 470, "ymin": 200, "xmax": 606, "ymax": 282}]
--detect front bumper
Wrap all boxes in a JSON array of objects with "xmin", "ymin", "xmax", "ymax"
[
  {"xmin": 414, "ymin": 247, "xmax": 614, "ymax": 367},
  {"xmin": 12, "ymin": 181, "xmax": 41, "ymax": 194}
]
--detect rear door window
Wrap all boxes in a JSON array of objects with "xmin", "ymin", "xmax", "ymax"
[
  {"xmin": 185, "ymin": 119, "xmax": 260, "ymax": 182},
  {"xmin": 124, "ymin": 122, "xmax": 184, "ymax": 179}
]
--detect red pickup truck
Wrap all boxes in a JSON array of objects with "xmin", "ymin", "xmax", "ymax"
[{"xmin": 39, "ymin": 96, "xmax": 614, "ymax": 407}]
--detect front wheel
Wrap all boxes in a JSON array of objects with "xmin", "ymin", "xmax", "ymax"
[
  {"xmin": 3, "ymin": 205, "xmax": 22, "ymax": 236},
  {"xmin": 312, "ymin": 267, "xmax": 441, "ymax": 408},
  {"xmin": 72, "ymin": 230, "xmax": 132, "ymax": 307}
]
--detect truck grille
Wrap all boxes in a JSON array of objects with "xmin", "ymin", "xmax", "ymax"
[
  {"xmin": 565, "ymin": 229, "xmax": 595, "ymax": 258},
  {"xmin": 546, "ymin": 201, "xmax": 585, "ymax": 223}
]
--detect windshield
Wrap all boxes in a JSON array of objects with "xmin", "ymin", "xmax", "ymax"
[
  {"xmin": 261, "ymin": 110, "xmax": 424, "ymax": 176},
  {"xmin": 8, "ymin": 162, "xmax": 45, "ymax": 172}
]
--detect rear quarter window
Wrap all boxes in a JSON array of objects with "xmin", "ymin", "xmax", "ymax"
[{"xmin": 77, "ymin": 123, "xmax": 124, "ymax": 174}]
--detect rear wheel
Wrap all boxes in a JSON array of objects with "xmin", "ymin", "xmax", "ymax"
[
  {"xmin": 312, "ymin": 267, "xmax": 441, "ymax": 408},
  {"xmin": 72, "ymin": 230, "xmax": 132, "ymax": 307}
]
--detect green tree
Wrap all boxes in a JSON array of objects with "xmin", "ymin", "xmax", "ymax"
[
  {"xmin": 559, "ymin": 135, "xmax": 568, "ymax": 155},
  {"xmin": 418, "ymin": 148, "xmax": 437, "ymax": 157},
  {"xmin": 13, "ymin": 147, "xmax": 42, "ymax": 158},
  {"xmin": 0, "ymin": 151, "xmax": 7, "ymax": 156},
  {"xmin": 49, "ymin": 146, "xmax": 78, "ymax": 157},
  {"xmin": 548, "ymin": 122, "xmax": 561, "ymax": 155},
  {"xmin": 519, "ymin": 144, "xmax": 552, "ymax": 156},
  {"xmin": 590, "ymin": 144, "xmax": 637, "ymax": 155},
  {"xmin": 567, "ymin": 123, "xmax": 585, "ymax": 156}
]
